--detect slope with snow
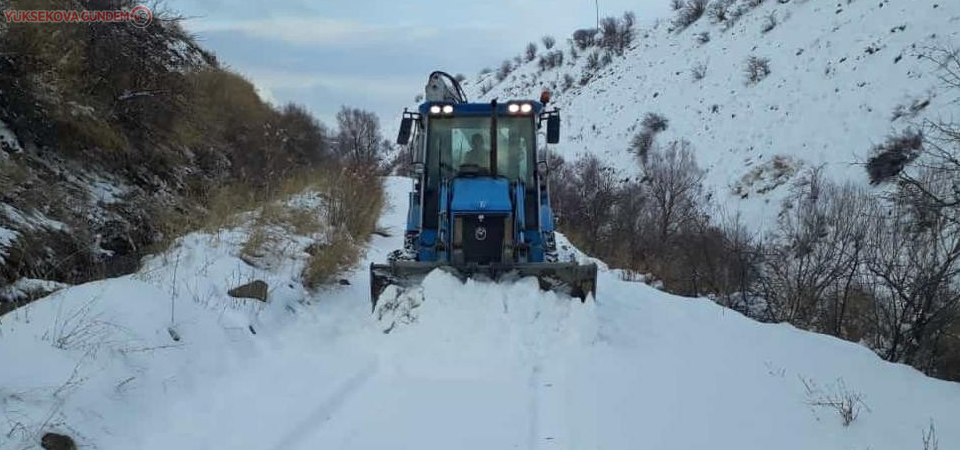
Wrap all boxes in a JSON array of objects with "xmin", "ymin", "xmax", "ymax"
[
  {"xmin": 2, "ymin": 176, "xmax": 958, "ymax": 450},
  {"xmin": 465, "ymin": 0, "xmax": 960, "ymax": 225}
]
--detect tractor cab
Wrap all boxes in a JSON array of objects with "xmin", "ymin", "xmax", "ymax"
[{"xmin": 369, "ymin": 71, "xmax": 594, "ymax": 309}]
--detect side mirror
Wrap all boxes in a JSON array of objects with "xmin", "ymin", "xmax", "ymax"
[
  {"xmin": 546, "ymin": 114, "xmax": 560, "ymax": 144},
  {"xmin": 397, "ymin": 117, "xmax": 413, "ymax": 145}
]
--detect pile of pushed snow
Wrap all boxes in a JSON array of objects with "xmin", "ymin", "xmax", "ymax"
[
  {"xmin": 0, "ymin": 199, "xmax": 329, "ymax": 449},
  {"xmin": 2, "ymin": 177, "xmax": 959, "ymax": 450},
  {"xmin": 465, "ymin": 0, "xmax": 960, "ymax": 225}
]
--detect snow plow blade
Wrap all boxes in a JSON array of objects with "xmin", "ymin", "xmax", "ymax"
[{"xmin": 369, "ymin": 261, "xmax": 598, "ymax": 311}]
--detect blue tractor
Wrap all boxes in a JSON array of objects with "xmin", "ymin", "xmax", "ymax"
[{"xmin": 369, "ymin": 71, "xmax": 597, "ymax": 309}]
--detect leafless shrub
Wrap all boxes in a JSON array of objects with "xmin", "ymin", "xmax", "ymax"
[
  {"xmin": 691, "ymin": 62, "xmax": 708, "ymax": 81},
  {"xmin": 707, "ymin": 0, "xmax": 736, "ymax": 23},
  {"xmin": 479, "ymin": 81, "xmax": 494, "ymax": 96},
  {"xmin": 562, "ymin": 73, "xmax": 576, "ymax": 90},
  {"xmin": 600, "ymin": 52, "xmax": 613, "ymax": 67},
  {"xmin": 542, "ymin": 35, "xmax": 556, "ymax": 50},
  {"xmin": 744, "ymin": 56, "xmax": 772, "ymax": 84},
  {"xmin": 572, "ymin": 28, "xmax": 598, "ymax": 50},
  {"xmin": 45, "ymin": 296, "xmax": 120, "ymax": 352},
  {"xmin": 525, "ymin": 42, "xmax": 538, "ymax": 62},
  {"xmin": 695, "ymin": 31, "xmax": 711, "ymax": 45},
  {"xmin": 599, "ymin": 12, "xmax": 636, "ymax": 55},
  {"xmin": 497, "ymin": 60, "xmax": 513, "ymax": 82},
  {"xmin": 800, "ymin": 376, "xmax": 869, "ymax": 426},
  {"xmin": 761, "ymin": 12, "xmax": 778, "ymax": 33},
  {"xmin": 890, "ymin": 97, "xmax": 931, "ymax": 121},
  {"xmin": 585, "ymin": 51, "xmax": 602, "ymax": 72},
  {"xmin": 673, "ymin": 0, "xmax": 709, "ymax": 31},
  {"xmin": 630, "ymin": 113, "xmax": 670, "ymax": 163},
  {"xmin": 670, "ymin": 0, "xmax": 684, "ymax": 10},
  {"xmin": 538, "ymin": 50, "xmax": 565, "ymax": 71},
  {"xmin": 923, "ymin": 422, "xmax": 939, "ymax": 450},
  {"xmin": 865, "ymin": 128, "xmax": 923, "ymax": 185}
]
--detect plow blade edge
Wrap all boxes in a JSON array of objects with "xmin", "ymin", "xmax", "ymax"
[{"xmin": 369, "ymin": 261, "xmax": 598, "ymax": 311}]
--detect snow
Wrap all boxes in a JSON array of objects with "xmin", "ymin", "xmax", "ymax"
[
  {"xmin": 2, "ymin": 176, "xmax": 958, "ymax": 450},
  {"xmin": 465, "ymin": 0, "xmax": 960, "ymax": 226},
  {"xmin": 0, "ymin": 120, "xmax": 22, "ymax": 154},
  {"xmin": 0, "ymin": 278, "xmax": 69, "ymax": 303},
  {"xmin": 87, "ymin": 178, "xmax": 128, "ymax": 205},
  {"xmin": 0, "ymin": 226, "xmax": 17, "ymax": 265},
  {"xmin": 0, "ymin": 204, "xmax": 68, "ymax": 233}
]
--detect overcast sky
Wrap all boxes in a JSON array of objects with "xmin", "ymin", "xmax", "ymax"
[{"xmin": 171, "ymin": 0, "xmax": 671, "ymax": 125}]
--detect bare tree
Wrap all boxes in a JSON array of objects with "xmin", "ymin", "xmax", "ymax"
[
  {"xmin": 864, "ymin": 169, "xmax": 960, "ymax": 371},
  {"xmin": 551, "ymin": 155, "xmax": 623, "ymax": 254},
  {"xmin": 755, "ymin": 169, "xmax": 872, "ymax": 333},
  {"xmin": 642, "ymin": 140, "xmax": 706, "ymax": 242},
  {"xmin": 335, "ymin": 106, "xmax": 386, "ymax": 171}
]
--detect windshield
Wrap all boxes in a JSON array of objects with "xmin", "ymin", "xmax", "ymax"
[{"xmin": 426, "ymin": 116, "xmax": 535, "ymax": 184}]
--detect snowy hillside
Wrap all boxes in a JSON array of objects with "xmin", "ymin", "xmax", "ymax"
[
  {"xmin": 2, "ymin": 177, "xmax": 958, "ymax": 450},
  {"xmin": 466, "ymin": 0, "xmax": 960, "ymax": 225}
]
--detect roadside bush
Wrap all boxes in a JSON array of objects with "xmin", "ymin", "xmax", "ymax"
[{"xmin": 303, "ymin": 170, "xmax": 384, "ymax": 287}]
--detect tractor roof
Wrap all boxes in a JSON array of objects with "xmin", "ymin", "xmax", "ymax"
[{"xmin": 418, "ymin": 101, "xmax": 545, "ymax": 117}]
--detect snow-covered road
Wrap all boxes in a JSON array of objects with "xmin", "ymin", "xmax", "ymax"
[{"xmin": 3, "ymin": 177, "xmax": 959, "ymax": 450}]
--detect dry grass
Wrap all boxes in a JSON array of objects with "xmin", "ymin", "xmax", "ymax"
[
  {"xmin": 301, "ymin": 234, "xmax": 361, "ymax": 288},
  {"xmin": 302, "ymin": 171, "xmax": 384, "ymax": 288}
]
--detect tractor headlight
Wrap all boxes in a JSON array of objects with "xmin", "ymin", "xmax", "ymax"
[
  {"xmin": 442, "ymin": 105, "xmax": 454, "ymax": 114},
  {"xmin": 507, "ymin": 103, "xmax": 521, "ymax": 114},
  {"xmin": 520, "ymin": 103, "xmax": 533, "ymax": 113},
  {"xmin": 429, "ymin": 105, "xmax": 442, "ymax": 115}
]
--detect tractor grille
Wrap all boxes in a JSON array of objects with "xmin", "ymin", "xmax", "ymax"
[{"xmin": 460, "ymin": 215, "xmax": 505, "ymax": 264}]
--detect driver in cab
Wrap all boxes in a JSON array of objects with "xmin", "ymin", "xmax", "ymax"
[{"xmin": 463, "ymin": 133, "xmax": 489, "ymax": 169}]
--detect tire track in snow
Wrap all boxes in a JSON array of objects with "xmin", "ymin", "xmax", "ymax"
[
  {"xmin": 269, "ymin": 357, "xmax": 379, "ymax": 450},
  {"xmin": 527, "ymin": 363, "xmax": 541, "ymax": 450}
]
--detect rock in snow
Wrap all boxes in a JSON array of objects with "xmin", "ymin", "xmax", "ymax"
[{"xmin": 228, "ymin": 280, "xmax": 269, "ymax": 302}]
